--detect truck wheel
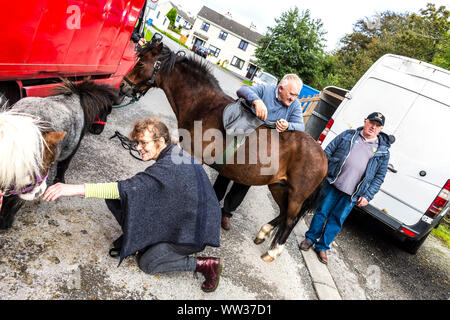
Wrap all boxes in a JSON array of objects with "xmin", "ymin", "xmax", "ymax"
[
  {"xmin": 0, "ymin": 92, "xmax": 9, "ymax": 108},
  {"xmin": 402, "ymin": 231, "xmax": 430, "ymax": 254}
]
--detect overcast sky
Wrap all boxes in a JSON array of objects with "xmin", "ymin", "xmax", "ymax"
[{"xmin": 167, "ymin": 0, "xmax": 449, "ymax": 51}]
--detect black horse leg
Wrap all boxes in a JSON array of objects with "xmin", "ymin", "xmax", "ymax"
[
  {"xmin": 53, "ymin": 133, "xmax": 85, "ymax": 184},
  {"xmin": 254, "ymin": 182, "xmax": 288, "ymax": 245},
  {"xmin": 0, "ymin": 195, "xmax": 25, "ymax": 229}
]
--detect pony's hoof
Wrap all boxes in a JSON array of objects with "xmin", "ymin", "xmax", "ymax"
[
  {"xmin": 261, "ymin": 253, "xmax": 274, "ymax": 263},
  {"xmin": 254, "ymin": 237, "xmax": 265, "ymax": 245}
]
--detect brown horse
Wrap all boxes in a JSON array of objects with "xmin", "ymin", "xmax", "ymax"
[{"xmin": 123, "ymin": 42, "xmax": 328, "ymax": 262}]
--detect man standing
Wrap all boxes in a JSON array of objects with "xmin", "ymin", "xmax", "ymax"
[
  {"xmin": 299, "ymin": 112, "xmax": 391, "ymax": 264},
  {"xmin": 214, "ymin": 74, "xmax": 305, "ymax": 230}
]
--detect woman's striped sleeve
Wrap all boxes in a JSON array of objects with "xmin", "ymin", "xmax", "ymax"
[{"xmin": 84, "ymin": 183, "xmax": 120, "ymax": 199}]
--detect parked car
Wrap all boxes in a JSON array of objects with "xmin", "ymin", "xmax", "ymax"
[
  {"xmin": 318, "ymin": 54, "xmax": 450, "ymax": 254},
  {"xmin": 252, "ymin": 71, "xmax": 278, "ymax": 86},
  {"xmin": 194, "ymin": 45, "xmax": 210, "ymax": 58},
  {"xmin": 149, "ymin": 32, "xmax": 163, "ymax": 46}
]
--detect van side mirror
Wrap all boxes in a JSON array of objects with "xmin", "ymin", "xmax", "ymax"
[{"xmin": 388, "ymin": 135, "xmax": 396, "ymax": 144}]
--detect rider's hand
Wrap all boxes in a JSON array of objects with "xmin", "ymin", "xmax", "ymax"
[
  {"xmin": 276, "ymin": 119, "xmax": 289, "ymax": 132},
  {"xmin": 138, "ymin": 38, "xmax": 146, "ymax": 46},
  {"xmin": 43, "ymin": 183, "xmax": 85, "ymax": 202},
  {"xmin": 253, "ymin": 99, "xmax": 268, "ymax": 121}
]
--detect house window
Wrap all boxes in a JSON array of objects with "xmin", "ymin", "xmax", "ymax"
[
  {"xmin": 156, "ymin": 11, "xmax": 160, "ymax": 19},
  {"xmin": 209, "ymin": 45, "xmax": 221, "ymax": 57},
  {"xmin": 201, "ymin": 22, "xmax": 210, "ymax": 32},
  {"xmin": 231, "ymin": 56, "xmax": 245, "ymax": 70},
  {"xmin": 238, "ymin": 40, "xmax": 248, "ymax": 51},
  {"xmin": 218, "ymin": 31, "xmax": 228, "ymax": 40},
  {"xmin": 176, "ymin": 15, "xmax": 181, "ymax": 22}
]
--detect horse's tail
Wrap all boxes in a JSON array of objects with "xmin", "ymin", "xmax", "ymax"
[{"xmin": 270, "ymin": 179, "xmax": 326, "ymax": 249}]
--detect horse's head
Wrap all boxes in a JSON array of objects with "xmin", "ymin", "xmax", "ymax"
[
  {"xmin": 0, "ymin": 111, "xmax": 66, "ymax": 201},
  {"xmin": 121, "ymin": 41, "xmax": 165, "ymax": 97},
  {"xmin": 89, "ymin": 103, "xmax": 113, "ymax": 135},
  {"xmin": 58, "ymin": 80, "xmax": 119, "ymax": 135},
  {"xmin": 17, "ymin": 131, "xmax": 67, "ymax": 201}
]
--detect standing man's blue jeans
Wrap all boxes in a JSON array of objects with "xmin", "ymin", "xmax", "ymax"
[{"xmin": 305, "ymin": 182, "xmax": 356, "ymax": 251}]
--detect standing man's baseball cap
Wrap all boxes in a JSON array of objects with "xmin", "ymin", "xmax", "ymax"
[{"xmin": 366, "ymin": 112, "xmax": 385, "ymax": 126}]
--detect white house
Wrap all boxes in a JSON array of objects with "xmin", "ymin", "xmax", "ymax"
[
  {"xmin": 146, "ymin": 1, "xmax": 194, "ymax": 34},
  {"xmin": 186, "ymin": 6, "xmax": 263, "ymax": 79}
]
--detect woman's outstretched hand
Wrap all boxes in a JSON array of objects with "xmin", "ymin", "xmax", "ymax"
[{"xmin": 43, "ymin": 183, "xmax": 85, "ymax": 202}]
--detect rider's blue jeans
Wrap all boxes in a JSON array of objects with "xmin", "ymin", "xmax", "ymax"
[{"xmin": 305, "ymin": 182, "xmax": 356, "ymax": 251}]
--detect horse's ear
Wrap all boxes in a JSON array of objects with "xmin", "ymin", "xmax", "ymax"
[
  {"xmin": 153, "ymin": 42, "xmax": 163, "ymax": 54},
  {"xmin": 43, "ymin": 131, "xmax": 67, "ymax": 146}
]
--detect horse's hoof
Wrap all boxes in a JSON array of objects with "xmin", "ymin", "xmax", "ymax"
[
  {"xmin": 254, "ymin": 237, "xmax": 265, "ymax": 245},
  {"xmin": 261, "ymin": 253, "xmax": 274, "ymax": 263}
]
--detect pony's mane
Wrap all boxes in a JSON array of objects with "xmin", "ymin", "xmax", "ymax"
[
  {"xmin": 55, "ymin": 80, "xmax": 119, "ymax": 129},
  {"xmin": 138, "ymin": 43, "xmax": 221, "ymax": 90},
  {"xmin": 0, "ymin": 110, "xmax": 47, "ymax": 189}
]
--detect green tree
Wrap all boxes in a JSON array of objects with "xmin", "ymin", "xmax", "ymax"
[
  {"xmin": 166, "ymin": 8, "xmax": 177, "ymax": 28},
  {"xmin": 332, "ymin": 3, "xmax": 449, "ymax": 89},
  {"xmin": 254, "ymin": 7, "xmax": 327, "ymax": 88}
]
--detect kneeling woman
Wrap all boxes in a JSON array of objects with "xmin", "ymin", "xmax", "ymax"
[{"xmin": 43, "ymin": 118, "xmax": 223, "ymax": 292}]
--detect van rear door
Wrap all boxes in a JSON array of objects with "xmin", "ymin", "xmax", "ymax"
[{"xmin": 371, "ymin": 67, "xmax": 450, "ymax": 226}]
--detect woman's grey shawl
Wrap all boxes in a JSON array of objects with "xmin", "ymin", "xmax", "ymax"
[{"xmin": 105, "ymin": 144, "xmax": 221, "ymax": 264}]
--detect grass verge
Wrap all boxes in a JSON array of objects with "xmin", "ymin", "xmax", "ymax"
[{"xmin": 431, "ymin": 222, "xmax": 450, "ymax": 248}]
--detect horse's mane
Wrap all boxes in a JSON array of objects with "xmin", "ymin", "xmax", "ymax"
[
  {"xmin": 138, "ymin": 43, "xmax": 222, "ymax": 90},
  {"xmin": 0, "ymin": 110, "xmax": 46, "ymax": 189},
  {"xmin": 55, "ymin": 80, "xmax": 119, "ymax": 129}
]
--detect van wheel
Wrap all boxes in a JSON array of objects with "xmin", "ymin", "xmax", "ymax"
[{"xmin": 402, "ymin": 231, "xmax": 430, "ymax": 254}]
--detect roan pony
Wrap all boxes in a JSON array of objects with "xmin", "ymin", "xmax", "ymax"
[
  {"xmin": 122, "ymin": 42, "xmax": 328, "ymax": 262},
  {"xmin": 0, "ymin": 80, "xmax": 120, "ymax": 229}
]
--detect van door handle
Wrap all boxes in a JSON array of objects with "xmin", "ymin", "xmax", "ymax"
[{"xmin": 388, "ymin": 163, "xmax": 397, "ymax": 173}]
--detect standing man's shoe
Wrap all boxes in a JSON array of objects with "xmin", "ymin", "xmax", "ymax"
[
  {"xmin": 299, "ymin": 239, "xmax": 313, "ymax": 251},
  {"xmin": 314, "ymin": 249, "xmax": 328, "ymax": 264},
  {"xmin": 221, "ymin": 215, "xmax": 231, "ymax": 231},
  {"xmin": 195, "ymin": 257, "xmax": 223, "ymax": 292}
]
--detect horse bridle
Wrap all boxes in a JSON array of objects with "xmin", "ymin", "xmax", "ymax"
[
  {"xmin": 0, "ymin": 173, "xmax": 49, "ymax": 211},
  {"xmin": 122, "ymin": 60, "xmax": 162, "ymax": 100}
]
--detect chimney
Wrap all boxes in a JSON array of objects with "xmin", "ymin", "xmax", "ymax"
[
  {"xmin": 224, "ymin": 11, "xmax": 233, "ymax": 19},
  {"xmin": 250, "ymin": 22, "xmax": 257, "ymax": 31}
]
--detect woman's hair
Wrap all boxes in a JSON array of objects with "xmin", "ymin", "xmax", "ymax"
[{"xmin": 129, "ymin": 118, "xmax": 172, "ymax": 144}]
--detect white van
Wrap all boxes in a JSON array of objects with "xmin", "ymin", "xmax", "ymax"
[
  {"xmin": 318, "ymin": 54, "xmax": 450, "ymax": 253},
  {"xmin": 252, "ymin": 71, "xmax": 278, "ymax": 86}
]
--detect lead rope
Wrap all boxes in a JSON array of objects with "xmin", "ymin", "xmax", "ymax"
[{"xmin": 109, "ymin": 131, "xmax": 143, "ymax": 161}]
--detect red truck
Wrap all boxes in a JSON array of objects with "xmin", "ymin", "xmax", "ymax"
[{"xmin": 0, "ymin": 0, "xmax": 145, "ymax": 105}]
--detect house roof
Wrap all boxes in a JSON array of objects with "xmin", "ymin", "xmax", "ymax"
[
  {"xmin": 169, "ymin": 2, "xmax": 195, "ymax": 25},
  {"xmin": 197, "ymin": 6, "xmax": 263, "ymax": 44}
]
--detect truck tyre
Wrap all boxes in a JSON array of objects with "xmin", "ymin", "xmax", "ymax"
[{"xmin": 402, "ymin": 231, "xmax": 430, "ymax": 254}]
